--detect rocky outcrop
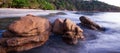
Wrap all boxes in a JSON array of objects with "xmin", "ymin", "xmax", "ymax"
[
  {"xmin": 0, "ymin": 14, "xmax": 87, "ymax": 53},
  {"xmin": 80, "ymin": 16, "xmax": 102, "ymax": 31},
  {"xmin": 0, "ymin": 14, "xmax": 52, "ymax": 53},
  {"xmin": 53, "ymin": 18, "xmax": 84, "ymax": 45}
]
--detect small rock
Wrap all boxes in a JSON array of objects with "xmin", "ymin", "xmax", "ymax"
[
  {"xmin": 56, "ymin": 12, "xmax": 66, "ymax": 15},
  {"xmin": 53, "ymin": 18, "xmax": 64, "ymax": 34},
  {"xmin": 80, "ymin": 16, "xmax": 102, "ymax": 31}
]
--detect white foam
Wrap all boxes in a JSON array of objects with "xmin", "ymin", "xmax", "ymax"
[{"xmin": 0, "ymin": 8, "xmax": 62, "ymax": 18}]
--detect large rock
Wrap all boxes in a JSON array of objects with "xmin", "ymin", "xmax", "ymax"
[
  {"xmin": 80, "ymin": 16, "xmax": 102, "ymax": 31},
  {"xmin": 7, "ymin": 14, "xmax": 51, "ymax": 37},
  {"xmin": 0, "ymin": 14, "xmax": 52, "ymax": 53},
  {"xmin": 53, "ymin": 18, "xmax": 84, "ymax": 45},
  {"xmin": 63, "ymin": 19, "xmax": 84, "ymax": 45}
]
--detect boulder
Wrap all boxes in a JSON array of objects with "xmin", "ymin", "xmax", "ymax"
[
  {"xmin": 52, "ymin": 18, "xmax": 84, "ymax": 45},
  {"xmin": 63, "ymin": 19, "xmax": 84, "ymax": 45},
  {"xmin": 80, "ymin": 16, "xmax": 102, "ymax": 30},
  {"xmin": 0, "ymin": 14, "xmax": 52, "ymax": 53},
  {"xmin": 8, "ymin": 14, "xmax": 51, "ymax": 37},
  {"xmin": 52, "ymin": 18, "xmax": 64, "ymax": 34}
]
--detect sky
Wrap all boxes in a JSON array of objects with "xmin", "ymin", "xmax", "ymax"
[{"xmin": 99, "ymin": 0, "xmax": 120, "ymax": 7}]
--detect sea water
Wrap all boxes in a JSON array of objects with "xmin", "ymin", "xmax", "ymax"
[{"xmin": 0, "ymin": 10, "xmax": 120, "ymax": 53}]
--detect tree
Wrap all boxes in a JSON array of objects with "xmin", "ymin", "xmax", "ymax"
[
  {"xmin": 37, "ymin": 0, "xmax": 55, "ymax": 10},
  {"xmin": 11, "ymin": 0, "xmax": 29, "ymax": 8}
]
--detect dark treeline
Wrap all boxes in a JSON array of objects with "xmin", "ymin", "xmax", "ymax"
[{"xmin": 0, "ymin": 0, "xmax": 120, "ymax": 11}]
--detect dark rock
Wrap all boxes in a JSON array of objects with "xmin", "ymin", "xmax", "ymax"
[
  {"xmin": 79, "ymin": 16, "xmax": 102, "ymax": 31},
  {"xmin": 0, "ymin": 41, "xmax": 46, "ymax": 53},
  {"xmin": 47, "ymin": 12, "xmax": 66, "ymax": 17},
  {"xmin": 56, "ymin": 12, "xmax": 66, "ymax": 15}
]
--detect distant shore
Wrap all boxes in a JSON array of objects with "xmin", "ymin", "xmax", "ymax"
[{"xmin": 0, "ymin": 8, "xmax": 63, "ymax": 18}]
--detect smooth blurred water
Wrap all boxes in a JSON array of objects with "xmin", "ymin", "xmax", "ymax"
[
  {"xmin": 0, "ymin": 9, "xmax": 120, "ymax": 53},
  {"xmin": 48, "ymin": 12, "xmax": 120, "ymax": 53}
]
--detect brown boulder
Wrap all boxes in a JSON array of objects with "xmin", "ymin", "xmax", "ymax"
[
  {"xmin": 80, "ymin": 16, "xmax": 102, "ymax": 30},
  {"xmin": 53, "ymin": 18, "xmax": 84, "ymax": 45},
  {"xmin": 52, "ymin": 18, "xmax": 64, "ymax": 34},
  {"xmin": 63, "ymin": 18, "xmax": 84, "ymax": 45},
  {"xmin": 0, "ymin": 14, "xmax": 52, "ymax": 53},
  {"xmin": 8, "ymin": 14, "xmax": 51, "ymax": 37}
]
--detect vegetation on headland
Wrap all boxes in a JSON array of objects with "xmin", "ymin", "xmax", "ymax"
[{"xmin": 0, "ymin": 0, "xmax": 120, "ymax": 11}]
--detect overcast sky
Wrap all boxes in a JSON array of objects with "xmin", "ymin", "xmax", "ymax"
[{"xmin": 99, "ymin": 0, "xmax": 120, "ymax": 7}]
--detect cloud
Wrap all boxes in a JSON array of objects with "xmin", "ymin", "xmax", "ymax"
[{"xmin": 99, "ymin": 0, "xmax": 120, "ymax": 7}]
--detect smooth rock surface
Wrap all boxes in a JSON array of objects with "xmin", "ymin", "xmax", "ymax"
[
  {"xmin": 8, "ymin": 14, "xmax": 51, "ymax": 37},
  {"xmin": 80, "ymin": 16, "xmax": 102, "ymax": 31},
  {"xmin": 53, "ymin": 18, "xmax": 64, "ymax": 34}
]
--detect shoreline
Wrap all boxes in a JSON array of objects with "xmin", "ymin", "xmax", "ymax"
[
  {"xmin": 0, "ymin": 8, "xmax": 63, "ymax": 18},
  {"xmin": 0, "ymin": 8, "xmax": 120, "ymax": 18}
]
